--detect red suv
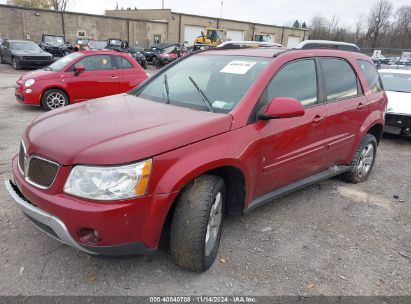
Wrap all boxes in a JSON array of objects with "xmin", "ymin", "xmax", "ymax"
[
  {"xmin": 15, "ymin": 50, "xmax": 148, "ymax": 110},
  {"xmin": 6, "ymin": 47, "xmax": 387, "ymax": 272}
]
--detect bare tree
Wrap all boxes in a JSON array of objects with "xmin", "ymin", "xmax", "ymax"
[
  {"xmin": 367, "ymin": 0, "xmax": 393, "ymax": 48},
  {"xmin": 10, "ymin": 0, "xmax": 51, "ymax": 8},
  {"xmin": 49, "ymin": 0, "xmax": 70, "ymax": 11}
]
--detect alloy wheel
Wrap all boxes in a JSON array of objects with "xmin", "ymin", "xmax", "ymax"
[
  {"xmin": 205, "ymin": 192, "xmax": 222, "ymax": 256},
  {"xmin": 356, "ymin": 143, "xmax": 374, "ymax": 178},
  {"xmin": 46, "ymin": 92, "xmax": 66, "ymax": 109}
]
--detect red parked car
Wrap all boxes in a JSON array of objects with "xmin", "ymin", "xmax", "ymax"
[
  {"xmin": 15, "ymin": 50, "xmax": 148, "ymax": 110},
  {"xmin": 6, "ymin": 46, "xmax": 387, "ymax": 272}
]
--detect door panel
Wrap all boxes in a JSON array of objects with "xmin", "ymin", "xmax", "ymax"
[
  {"xmin": 319, "ymin": 57, "xmax": 369, "ymax": 166},
  {"xmin": 256, "ymin": 106, "xmax": 327, "ymax": 197},
  {"xmin": 66, "ymin": 54, "xmax": 120, "ymax": 102},
  {"xmin": 254, "ymin": 58, "xmax": 328, "ymax": 198},
  {"xmin": 115, "ymin": 55, "xmax": 147, "ymax": 93}
]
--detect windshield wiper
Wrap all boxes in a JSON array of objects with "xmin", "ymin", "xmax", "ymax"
[
  {"xmin": 188, "ymin": 76, "xmax": 213, "ymax": 112},
  {"xmin": 163, "ymin": 74, "xmax": 170, "ymax": 104}
]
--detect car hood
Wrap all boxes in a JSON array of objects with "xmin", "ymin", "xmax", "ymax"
[
  {"xmin": 12, "ymin": 50, "xmax": 52, "ymax": 56},
  {"xmin": 43, "ymin": 42, "xmax": 66, "ymax": 48},
  {"xmin": 24, "ymin": 94, "xmax": 233, "ymax": 166},
  {"xmin": 20, "ymin": 69, "xmax": 57, "ymax": 81},
  {"xmin": 385, "ymin": 91, "xmax": 411, "ymax": 115}
]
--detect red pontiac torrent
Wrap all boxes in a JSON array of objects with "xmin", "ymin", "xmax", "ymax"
[
  {"xmin": 6, "ymin": 46, "xmax": 387, "ymax": 272},
  {"xmin": 15, "ymin": 50, "xmax": 148, "ymax": 110}
]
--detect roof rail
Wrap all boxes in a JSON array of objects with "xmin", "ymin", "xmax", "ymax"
[{"xmin": 296, "ymin": 40, "xmax": 361, "ymax": 53}]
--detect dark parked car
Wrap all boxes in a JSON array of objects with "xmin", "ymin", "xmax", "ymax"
[
  {"xmin": 127, "ymin": 47, "xmax": 147, "ymax": 69},
  {"xmin": 0, "ymin": 40, "xmax": 54, "ymax": 70},
  {"xmin": 106, "ymin": 38, "xmax": 129, "ymax": 52},
  {"xmin": 39, "ymin": 34, "xmax": 72, "ymax": 57}
]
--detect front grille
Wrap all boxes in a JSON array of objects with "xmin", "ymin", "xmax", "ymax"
[
  {"xmin": 385, "ymin": 114, "xmax": 411, "ymax": 128},
  {"xmin": 27, "ymin": 157, "xmax": 59, "ymax": 189},
  {"xmin": 18, "ymin": 141, "xmax": 59, "ymax": 189},
  {"xmin": 23, "ymin": 56, "xmax": 40, "ymax": 60}
]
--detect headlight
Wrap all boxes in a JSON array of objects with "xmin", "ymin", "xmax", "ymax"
[
  {"xmin": 24, "ymin": 79, "xmax": 35, "ymax": 87},
  {"xmin": 64, "ymin": 159, "xmax": 152, "ymax": 201}
]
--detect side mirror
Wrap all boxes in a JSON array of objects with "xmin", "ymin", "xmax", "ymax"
[
  {"xmin": 73, "ymin": 65, "xmax": 85, "ymax": 76},
  {"xmin": 259, "ymin": 97, "xmax": 305, "ymax": 120}
]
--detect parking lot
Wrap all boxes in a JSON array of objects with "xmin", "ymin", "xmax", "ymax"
[{"xmin": 0, "ymin": 62, "xmax": 410, "ymax": 296}]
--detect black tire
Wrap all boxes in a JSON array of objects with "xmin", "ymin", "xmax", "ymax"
[
  {"xmin": 12, "ymin": 57, "xmax": 21, "ymax": 70},
  {"xmin": 41, "ymin": 89, "xmax": 69, "ymax": 111},
  {"xmin": 339, "ymin": 134, "xmax": 377, "ymax": 183},
  {"xmin": 170, "ymin": 175, "xmax": 225, "ymax": 272},
  {"xmin": 152, "ymin": 57, "xmax": 159, "ymax": 68}
]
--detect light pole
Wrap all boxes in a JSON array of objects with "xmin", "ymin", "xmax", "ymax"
[{"xmin": 162, "ymin": 0, "xmax": 164, "ymax": 9}]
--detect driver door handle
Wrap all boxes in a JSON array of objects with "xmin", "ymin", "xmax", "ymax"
[
  {"xmin": 109, "ymin": 75, "xmax": 119, "ymax": 79},
  {"xmin": 312, "ymin": 115, "xmax": 325, "ymax": 124},
  {"xmin": 357, "ymin": 102, "xmax": 365, "ymax": 110}
]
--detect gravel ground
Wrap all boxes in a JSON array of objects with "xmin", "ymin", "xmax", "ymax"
[{"xmin": 0, "ymin": 63, "xmax": 410, "ymax": 296}]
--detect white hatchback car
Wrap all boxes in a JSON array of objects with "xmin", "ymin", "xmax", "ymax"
[{"xmin": 379, "ymin": 69, "xmax": 411, "ymax": 136}]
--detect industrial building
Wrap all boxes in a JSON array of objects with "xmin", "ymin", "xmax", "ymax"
[{"xmin": 0, "ymin": 4, "xmax": 309, "ymax": 48}]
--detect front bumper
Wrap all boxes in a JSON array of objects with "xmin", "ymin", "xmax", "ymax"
[
  {"xmin": 384, "ymin": 113, "xmax": 411, "ymax": 136},
  {"xmin": 7, "ymin": 156, "xmax": 178, "ymax": 255},
  {"xmin": 14, "ymin": 83, "xmax": 41, "ymax": 105},
  {"xmin": 18, "ymin": 59, "xmax": 54, "ymax": 68}
]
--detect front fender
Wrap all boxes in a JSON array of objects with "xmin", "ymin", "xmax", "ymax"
[{"xmin": 148, "ymin": 124, "xmax": 261, "ymax": 206}]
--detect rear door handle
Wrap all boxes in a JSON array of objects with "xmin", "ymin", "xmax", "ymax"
[
  {"xmin": 312, "ymin": 115, "xmax": 325, "ymax": 124},
  {"xmin": 357, "ymin": 102, "xmax": 365, "ymax": 110},
  {"xmin": 109, "ymin": 75, "xmax": 119, "ymax": 79}
]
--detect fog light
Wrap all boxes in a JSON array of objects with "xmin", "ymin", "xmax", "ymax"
[
  {"xmin": 78, "ymin": 228, "xmax": 101, "ymax": 245},
  {"xmin": 25, "ymin": 89, "xmax": 32, "ymax": 93}
]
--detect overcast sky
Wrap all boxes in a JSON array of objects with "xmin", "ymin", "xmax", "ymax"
[{"xmin": 1, "ymin": 0, "xmax": 409, "ymax": 26}]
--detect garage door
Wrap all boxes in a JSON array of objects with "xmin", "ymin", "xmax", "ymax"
[
  {"xmin": 287, "ymin": 36, "xmax": 301, "ymax": 48},
  {"xmin": 184, "ymin": 25, "xmax": 204, "ymax": 46},
  {"xmin": 226, "ymin": 30, "xmax": 244, "ymax": 41}
]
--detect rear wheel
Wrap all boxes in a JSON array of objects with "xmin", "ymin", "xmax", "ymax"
[
  {"xmin": 152, "ymin": 57, "xmax": 159, "ymax": 68},
  {"xmin": 41, "ymin": 89, "xmax": 69, "ymax": 111},
  {"xmin": 12, "ymin": 57, "xmax": 21, "ymax": 70},
  {"xmin": 170, "ymin": 175, "xmax": 225, "ymax": 272},
  {"xmin": 340, "ymin": 134, "xmax": 377, "ymax": 183},
  {"xmin": 0, "ymin": 54, "xmax": 5, "ymax": 64}
]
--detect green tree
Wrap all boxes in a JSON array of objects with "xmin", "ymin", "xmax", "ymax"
[{"xmin": 293, "ymin": 20, "xmax": 300, "ymax": 28}]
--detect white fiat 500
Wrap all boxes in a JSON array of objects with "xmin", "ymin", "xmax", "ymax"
[{"xmin": 379, "ymin": 69, "xmax": 411, "ymax": 137}]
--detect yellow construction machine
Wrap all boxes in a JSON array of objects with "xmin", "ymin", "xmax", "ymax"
[{"xmin": 194, "ymin": 28, "xmax": 225, "ymax": 46}]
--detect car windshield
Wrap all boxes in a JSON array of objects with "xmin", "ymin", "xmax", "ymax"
[
  {"xmin": 11, "ymin": 41, "xmax": 41, "ymax": 51},
  {"xmin": 133, "ymin": 54, "xmax": 271, "ymax": 113},
  {"xmin": 44, "ymin": 36, "xmax": 65, "ymax": 45},
  {"xmin": 45, "ymin": 52, "xmax": 82, "ymax": 71},
  {"xmin": 380, "ymin": 72, "xmax": 411, "ymax": 93},
  {"xmin": 88, "ymin": 40, "xmax": 108, "ymax": 50}
]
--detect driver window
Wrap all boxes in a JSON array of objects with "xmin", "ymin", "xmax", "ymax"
[
  {"xmin": 262, "ymin": 59, "xmax": 318, "ymax": 109},
  {"xmin": 74, "ymin": 55, "xmax": 114, "ymax": 71}
]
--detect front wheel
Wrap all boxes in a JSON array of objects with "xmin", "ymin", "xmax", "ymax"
[
  {"xmin": 12, "ymin": 57, "xmax": 21, "ymax": 70},
  {"xmin": 170, "ymin": 175, "xmax": 225, "ymax": 272},
  {"xmin": 41, "ymin": 89, "xmax": 69, "ymax": 111},
  {"xmin": 339, "ymin": 134, "xmax": 377, "ymax": 183}
]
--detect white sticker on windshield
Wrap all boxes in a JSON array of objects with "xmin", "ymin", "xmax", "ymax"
[
  {"xmin": 213, "ymin": 100, "xmax": 234, "ymax": 109},
  {"xmin": 220, "ymin": 61, "xmax": 256, "ymax": 75}
]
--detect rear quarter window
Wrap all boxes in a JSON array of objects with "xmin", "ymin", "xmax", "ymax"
[{"xmin": 357, "ymin": 60, "xmax": 383, "ymax": 93}]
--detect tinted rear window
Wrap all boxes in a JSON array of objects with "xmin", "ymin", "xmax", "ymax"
[{"xmin": 320, "ymin": 58, "xmax": 359, "ymax": 101}]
